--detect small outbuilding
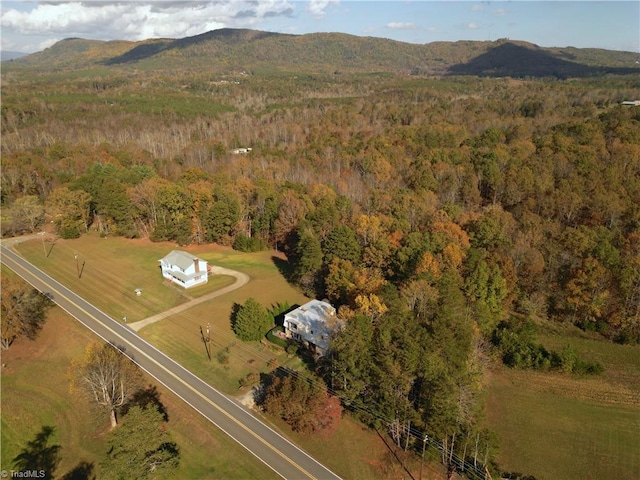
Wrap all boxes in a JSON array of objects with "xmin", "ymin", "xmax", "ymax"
[{"xmin": 159, "ymin": 250, "xmax": 208, "ymax": 289}]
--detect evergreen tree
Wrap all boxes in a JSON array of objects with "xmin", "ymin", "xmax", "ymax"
[
  {"xmin": 102, "ymin": 405, "xmax": 179, "ymax": 480},
  {"xmin": 292, "ymin": 228, "xmax": 323, "ymax": 294},
  {"xmin": 232, "ymin": 297, "xmax": 272, "ymax": 341},
  {"xmin": 323, "ymin": 224, "xmax": 362, "ymax": 264}
]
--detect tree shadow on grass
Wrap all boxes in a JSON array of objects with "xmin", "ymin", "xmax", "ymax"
[
  {"xmin": 12, "ymin": 425, "xmax": 61, "ymax": 479},
  {"xmin": 121, "ymin": 385, "xmax": 169, "ymax": 422},
  {"xmin": 229, "ymin": 302, "xmax": 241, "ymax": 332},
  {"xmin": 61, "ymin": 462, "xmax": 96, "ymax": 480},
  {"xmin": 271, "ymin": 255, "xmax": 295, "ymax": 284}
]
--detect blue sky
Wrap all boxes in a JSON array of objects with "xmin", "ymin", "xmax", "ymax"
[{"xmin": 1, "ymin": 1, "xmax": 638, "ymax": 54}]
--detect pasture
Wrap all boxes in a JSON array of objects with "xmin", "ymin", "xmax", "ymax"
[{"xmin": 487, "ymin": 326, "xmax": 640, "ymax": 480}]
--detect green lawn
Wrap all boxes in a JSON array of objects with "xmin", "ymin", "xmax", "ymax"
[
  {"xmin": 487, "ymin": 328, "xmax": 640, "ymax": 480},
  {"xmin": 16, "ymin": 235, "xmax": 190, "ymax": 322},
  {"xmin": 139, "ymin": 252, "xmax": 309, "ymax": 393},
  {"xmin": 17, "ymin": 234, "xmax": 310, "ymax": 392},
  {"xmin": 15, "ymin": 235, "xmax": 304, "ymax": 322}
]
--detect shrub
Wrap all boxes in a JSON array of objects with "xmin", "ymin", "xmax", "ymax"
[
  {"xmin": 239, "ymin": 372, "xmax": 260, "ymax": 388},
  {"xmin": 58, "ymin": 220, "xmax": 81, "ymax": 239},
  {"xmin": 216, "ymin": 347, "xmax": 230, "ymax": 365},
  {"xmin": 492, "ymin": 320, "xmax": 603, "ymax": 375},
  {"xmin": 262, "ymin": 373, "xmax": 341, "ymax": 437},
  {"xmin": 266, "ymin": 326, "xmax": 288, "ymax": 349}
]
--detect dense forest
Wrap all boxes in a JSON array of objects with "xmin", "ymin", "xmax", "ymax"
[{"xmin": 2, "ymin": 31, "xmax": 640, "ymax": 475}]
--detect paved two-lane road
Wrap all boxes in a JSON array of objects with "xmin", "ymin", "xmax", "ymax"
[{"xmin": 1, "ymin": 245, "xmax": 341, "ymax": 480}]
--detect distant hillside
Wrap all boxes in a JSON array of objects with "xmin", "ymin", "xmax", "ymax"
[
  {"xmin": 448, "ymin": 41, "xmax": 639, "ymax": 78},
  {"xmin": 1, "ymin": 51, "xmax": 29, "ymax": 62},
  {"xmin": 6, "ymin": 29, "xmax": 639, "ymax": 78}
]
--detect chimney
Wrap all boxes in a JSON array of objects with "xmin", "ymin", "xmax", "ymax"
[{"xmin": 194, "ymin": 258, "xmax": 200, "ymax": 273}]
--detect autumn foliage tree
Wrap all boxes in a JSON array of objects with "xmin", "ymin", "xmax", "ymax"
[
  {"xmin": 0, "ymin": 274, "xmax": 52, "ymax": 350},
  {"xmin": 263, "ymin": 373, "xmax": 342, "ymax": 437}
]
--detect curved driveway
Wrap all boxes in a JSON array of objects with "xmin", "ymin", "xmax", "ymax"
[
  {"xmin": 1, "ymin": 245, "xmax": 341, "ymax": 480},
  {"xmin": 128, "ymin": 266, "xmax": 250, "ymax": 331}
]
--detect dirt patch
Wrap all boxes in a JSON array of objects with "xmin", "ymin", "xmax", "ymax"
[{"xmin": 236, "ymin": 387, "xmax": 259, "ymax": 409}]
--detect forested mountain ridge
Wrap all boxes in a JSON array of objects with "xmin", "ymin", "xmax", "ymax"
[{"xmin": 6, "ymin": 28, "xmax": 639, "ymax": 77}]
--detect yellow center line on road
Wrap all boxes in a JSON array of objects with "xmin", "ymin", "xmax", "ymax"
[{"xmin": 2, "ymin": 249, "xmax": 320, "ymax": 480}]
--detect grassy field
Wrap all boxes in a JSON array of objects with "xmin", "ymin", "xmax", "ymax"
[
  {"xmin": 1, "ymin": 308, "xmax": 104, "ymax": 477},
  {"xmin": 486, "ymin": 326, "xmax": 640, "ymax": 480},
  {"xmin": 0, "ymin": 301, "xmax": 280, "ymax": 479},
  {"xmin": 10, "ymin": 235, "xmax": 410, "ymax": 478}
]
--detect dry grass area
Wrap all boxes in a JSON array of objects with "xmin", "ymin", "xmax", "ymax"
[
  {"xmin": 0, "ymin": 304, "xmax": 278, "ymax": 479},
  {"xmin": 486, "ymin": 330, "xmax": 640, "ymax": 480}
]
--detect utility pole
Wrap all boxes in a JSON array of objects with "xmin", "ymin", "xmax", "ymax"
[
  {"xmin": 74, "ymin": 251, "xmax": 79, "ymax": 277},
  {"xmin": 420, "ymin": 434, "xmax": 428, "ymax": 480},
  {"xmin": 199, "ymin": 325, "xmax": 211, "ymax": 361},
  {"xmin": 39, "ymin": 232, "xmax": 46, "ymax": 257}
]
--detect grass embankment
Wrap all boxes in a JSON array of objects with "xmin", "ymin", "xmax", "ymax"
[
  {"xmin": 487, "ymin": 325, "xmax": 640, "ymax": 480},
  {"xmin": 0, "ymin": 303, "xmax": 278, "ymax": 479}
]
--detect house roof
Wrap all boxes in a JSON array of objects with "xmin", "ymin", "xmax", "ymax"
[
  {"xmin": 284, "ymin": 299, "xmax": 343, "ymax": 352},
  {"xmin": 159, "ymin": 250, "xmax": 205, "ymax": 270}
]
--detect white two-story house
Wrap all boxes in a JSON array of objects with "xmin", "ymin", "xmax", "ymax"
[
  {"xmin": 159, "ymin": 250, "xmax": 208, "ymax": 289},
  {"xmin": 283, "ymin": 299, "xmax": 343, "ymax": 356}
]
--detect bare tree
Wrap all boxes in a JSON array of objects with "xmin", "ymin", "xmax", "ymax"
[{"xmin": 69, "ymin": 342, "xmax": 141, "ymax": 429}]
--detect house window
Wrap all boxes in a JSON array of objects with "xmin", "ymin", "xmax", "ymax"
[{"xmin": 290, "ymin": 323, "xmax": 298, "ymax": 330}]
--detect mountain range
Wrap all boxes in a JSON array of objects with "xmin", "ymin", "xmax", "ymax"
[
  {"xmin": 5, "ymin": 28, "xmax": 639, "ymax": 78},
  {"xmin": 1, "ymin": 51, "xmax": 29, "ymax": 62}
]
